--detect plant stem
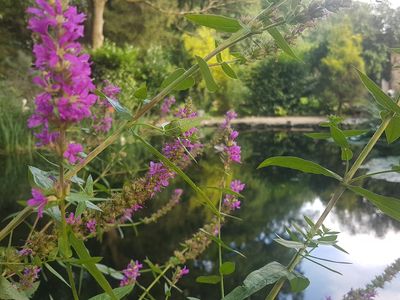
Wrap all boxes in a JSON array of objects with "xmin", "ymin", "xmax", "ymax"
[
  {"xmin": 218, "ymin": 183, "xmax": 225, "ymax": 298},
  {"xmin": 266, "ymin": 109, "xmax": 397, "ymax": 300},
  {"xmin": 66, "ymin": 264, "xmax": 79, "ymax": 300},
  {"xmin": 138, "ymin": 265, "xmax": 172, "ymax": 300}
]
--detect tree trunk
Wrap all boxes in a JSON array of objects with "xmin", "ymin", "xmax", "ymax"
[{"xmin": 91, "ymin": 0, "xmax": 107, "ymax": 50}]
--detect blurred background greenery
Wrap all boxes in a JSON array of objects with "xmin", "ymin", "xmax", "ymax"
[{"xmin": 1, "ymin": 0, "xmax": 400, "ymax": 153}]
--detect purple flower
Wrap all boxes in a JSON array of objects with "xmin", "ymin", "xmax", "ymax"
[
  {"xmin": 120, "ymin": 260, "xmax": 143, "ymax": 286},
  {"xmin": 226, "ymin": 144, "xmax": 241, "ymax": 163},
  {"xmin": 121, "ymin": 204, "xmax": 143, "ymax": 222},
  {"xmin": 20, "ymin": 266, "xmax": 41, "ymax": 289},
  {"xmin": 27, "ymin": 188, "xmax": 48, "ymax": 218},
  {"xmin": 103, "ymin": 81, "xmax": 121, "ymax": 99},
  {"xmin": 177, "ymin": 266, "xmax": 189, "ymax": 280},
  {"xmin": 230, "ymin": 180, "xmax": 245, "ymax": 193},
  {"xmin": 86, "ymin": 219, "xmax": 97, "ymax": 234},
  {"xmin": 230, "ymin": 130, "xmax": 239, "ymax": 140},
  {"xmin": 161, "ymin": 96, "xmax": 176, "ymax": 116},
  {"xmin": 147, "ymin": 161, "xmax": 175, "ymax": 193},
  {"xmin": 64, "ymin": 143, "xmax": 83, "ymax": 164},
  {"xmin": 66, "ymin": 212, "xmax": 81, "ymax": 225},
  {"xmin": 224, "ymin": 180, "xmax": 245, "ymax": 211},
  {"xmin": 221, "ymin": 110, "xmax": 237, "ymax": 128},
  {"xmin": 27, "ymin": 0, "xmax": 98, "ymax": 145},
  {"xmin": 18, "ymin": 248, "xmax": 33, "ymax": 256}
]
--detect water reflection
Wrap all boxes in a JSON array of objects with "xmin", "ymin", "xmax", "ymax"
[{"xmin": 0, "ymin": 131, "xmax": 399, "ymax": 299}]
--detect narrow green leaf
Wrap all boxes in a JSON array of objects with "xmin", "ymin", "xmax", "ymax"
[
  {"xmin": 305, "ymin": 129, "xmax": 368, "ymax": 140},
  {"xmin": 356, "ymin": 69, "xmax": 400, "ymax": 114},
  {"xmin": 133, "ymin": 84, "xmax": 147, "ymax": 100},
  {"xmin": 160, "ymin": 68, "xmax": 195, "ymax": 91},
  {"xmin": 133, "ymin": 134, "xmax": 219, "ymax": 216},
  {"xmin": 28, "ymin": 166, "xmax": 54, "ymax": 190},
  {"xmin": 301, "ymin": 255, "xmax": 343, "ymax": 275},
  {"xmin": 95, "ymin": 90, "xmax": 132, "ymax": 120},
  {"xmin": 330, "ymin": 126, "xmax": 349, "ymax": 148},
  {"xmin": 44, "ymin": 263, "xmax": 70, "ymax": 288},
  {"xmin": 318, "ymin": 235, "xmax": 337, "ymax": 242},
  {"xmin": 285, "ymin": 226, "xmax": 300, "ymax": 242},
  {"xmin": 196, "ymin": 55, "xmax": 218, "ymax": 92},
  {"xmin": 185, "ymin": 14, "xmax": 242, "ymax": 33},
  {"xmin": 332, "ymin": 244, "xmax": 349, "ymax": 254},
  {"xmin": 0, "ymin": 276, "xmax": 29, "ymax": 300},
  {"xmin": 196, "ymin": 275, "xmax": 221, "ymax": 284},
  {"xmin": 88, "ymin": 285, "xmax": 134, "ymax": 300},
  {"xmin": 221, "ymin": 62, "xmax": 238, "ymax": 79},
  {"xmin": 306, "ymin": 255, "xmax": 351, "ymax": 265},
  {"xmin": 85, "ymin": 175, "xmax": 94, "ymax": 197},
  {"xmin": 258, "ymin": 156, "xmax": 342, "ymax": 180},
  {"xmin": 69, "ymin": 233, "xmax": 117, "ymax": 300},
  {"xmin": 95, "ymin": 264, "xmax": 124, "ymax": 280},
  {"xmin": 303, "ymin": 216, "xmax": 315, "ymax": 228},
  {"xmin": 348, "ymin": 185, "xmax": 400, "ymax": 222},
  {"xmin": 222, "ymin": 262, "xmax": 291, "ymax": 300},
  {"xmin": 385, "ymin": 115, "xmax": 400, "ymax": 144},
  {"xmin": 220, "ymin": 262, "xmax": 236, "ymax": 276},
  {"xmin": 266, "ymin": 26, "xmax": 298, "ymax": 60},
  {"xmin": 200, "ymin": 229, "xmax": 245, "ymax": 258},
  {"xmin": 274, "ymin": 237, "xmax": 305, "ymax": 249}
]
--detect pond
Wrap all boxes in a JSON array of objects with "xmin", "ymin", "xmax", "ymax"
[{"xmin": 1, "ymin": 130, "xmax": 399, "ymax": 300}]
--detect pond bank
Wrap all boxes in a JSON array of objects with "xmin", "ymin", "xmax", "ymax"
[{"xmin": 202, "ymin": 116, "xmax": 367, "ymax": 131}]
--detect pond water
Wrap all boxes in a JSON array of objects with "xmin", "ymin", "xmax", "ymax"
[{"xmin": 0, "ymin": 130, "xmax": 399, "ymax": 300}]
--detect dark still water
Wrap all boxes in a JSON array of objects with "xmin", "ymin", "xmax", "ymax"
[{"xmin": 1, "ymin": 131, "xmax": 399, "ymax": 300}]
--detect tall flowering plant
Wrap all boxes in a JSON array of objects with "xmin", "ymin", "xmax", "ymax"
[{"xmin": 0, "ymin": 0, "xmax": 351, "ymax": 299}]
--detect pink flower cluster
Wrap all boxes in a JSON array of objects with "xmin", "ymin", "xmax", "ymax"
[
  {"xmin": 27, "ymin": 188, "xmax": 48, "ymax": 218},
  {"xmin": 120, "ymin": 260, "xmax": 143, "ymax": 286},
  {"xmin": 221, "ymin": 110, "xmax": 241, "ymax": 164},
  {"xmin": 27, "ymin": 0, "xmax": 98, "ymax": 162},
  {"xmin": 20, "ymin": 266, "xmax": 41, "ymax": 289},
  {"xmin": 93, "ymin": 81, "xmax": 121, "ymax": 133},
  {"xmin": 161, "ymin": 96, "xmax": 176, "ymax": 116},
  {"xmin": 224, "ymin": 180, "xmax": 246, "ymax": 210}
]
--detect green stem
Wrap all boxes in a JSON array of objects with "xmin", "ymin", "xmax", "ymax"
[
  {"xmin": 266, "ymin": 110, "xmax": 397, "ymax": 300},
  {"xmin": 218, "ymin": 184, "xmax": 225, "ymax": 298},
  {"xmin": 138, "ymin": 265, "xmax": 172, "ymax": 300},
  {"xmin": 66, "ymin": 264, "xmax": 79, "ymax": 300}
]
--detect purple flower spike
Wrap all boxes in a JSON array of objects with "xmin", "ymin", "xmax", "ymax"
[
  {"xmin": 27, "ymin": 188, "xmax": 48, "ymax": 218},
  {"xmin": 120, "ymin": 260, "xmax": 143, "ymax": 286},
  {"xmin": 86, "ymin": 219, "xmax": 97, "ymax": 234}
]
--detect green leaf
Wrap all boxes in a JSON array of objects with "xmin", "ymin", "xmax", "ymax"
[
  {"xmin": 185, "ymin": 14, "xmax": 242, "ymax": 33},
  {"xmin": 196, "ymin": 275, "xmax": 221, "ymax": 284},
  {"xmin": 220, "ymin": 261, "xmax": 236, "ymax": 276},
  {"xmin": 258, "ymin": 156, "xmax": 342, "ymax": 180},
  {"xmin": 289, "ymin": 276, "xmax": 310, "ymax": 292},
  {"xmin": 28, "ymin": 166, "xmax": 54, "ymax": 190},
  {"xmin": 303, "ymin": 216, "xmax": 315, "ymax": 228},
  {"xmin": 44, "ymin": 263, "xmax": 70, "ymax": 288},
  {"xmin": 341, "ymin": 148, "xmax": 353, "ymax": 161},
  {"xmin": 348, "ymin": 185, "xmax": 400, "ymax": 222},
  {"xmin": 356, "ymin": 69, "xmax": 400, "ymax": 114},
  {"xmin": 304, "ymin": 129, "xmax": 368, "ymax": 140},
  {"xmin": 274, "ymin": 236, "xmax": 305, "ymax": 249},
  {"xmin": 160, "ymin": 68, "xmax": 195, "ymax": 91},
  {"xmin": 195, "ymin": 55, "xmax": 218, "ymax": 92},
  {"xmin": 95, "ymin": 264, "xmax": 124, "ymax": 280},
  {"xmin": 0, "ymin": 276, "xmax": 29, "ymax": 300},
  {"xmin": 200, "ymin": 229, "xmax": 245, "ymax": 258},
  {"xmin": 85, "ymin": 175, "xmax": 94, "ymax": 197},
  {"xmin": 133, "ymin": 134, "xmax": 219, "ymax": 216},
  {"xmin": 222, "ymin": 262, "xmax": 292, "ymax": 300},
  {"xmin": 133, "ymin": 84, "xmax": 147, "ymax": 100},
  {"xmin": 221, "ymin": 62, "xmax": 238, "ymax": 79},
  {"xmin": 330, "ymin": 126, "xmax": 349, "ymax": 148},
  {"xmin": 88, "ymin": 285, "xmax": 134, "ymax": 300},
  {"xmin": 69, "ymin": 233, "xmax": 117, "ymax": 300},
  {"xmin": 301, "ymin": 255, "xmax": 342, "ymax": 275},
  {"xmin": 266, "ymin": 26, "xmax": 298, "ymax": 60},
  {"xmin": 385, "ymin": 115, "xmax": 400, "ymax": 144},
  {"xmin": 95, "ymin": 90, "xmax": 132, "ymax": 120}
]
